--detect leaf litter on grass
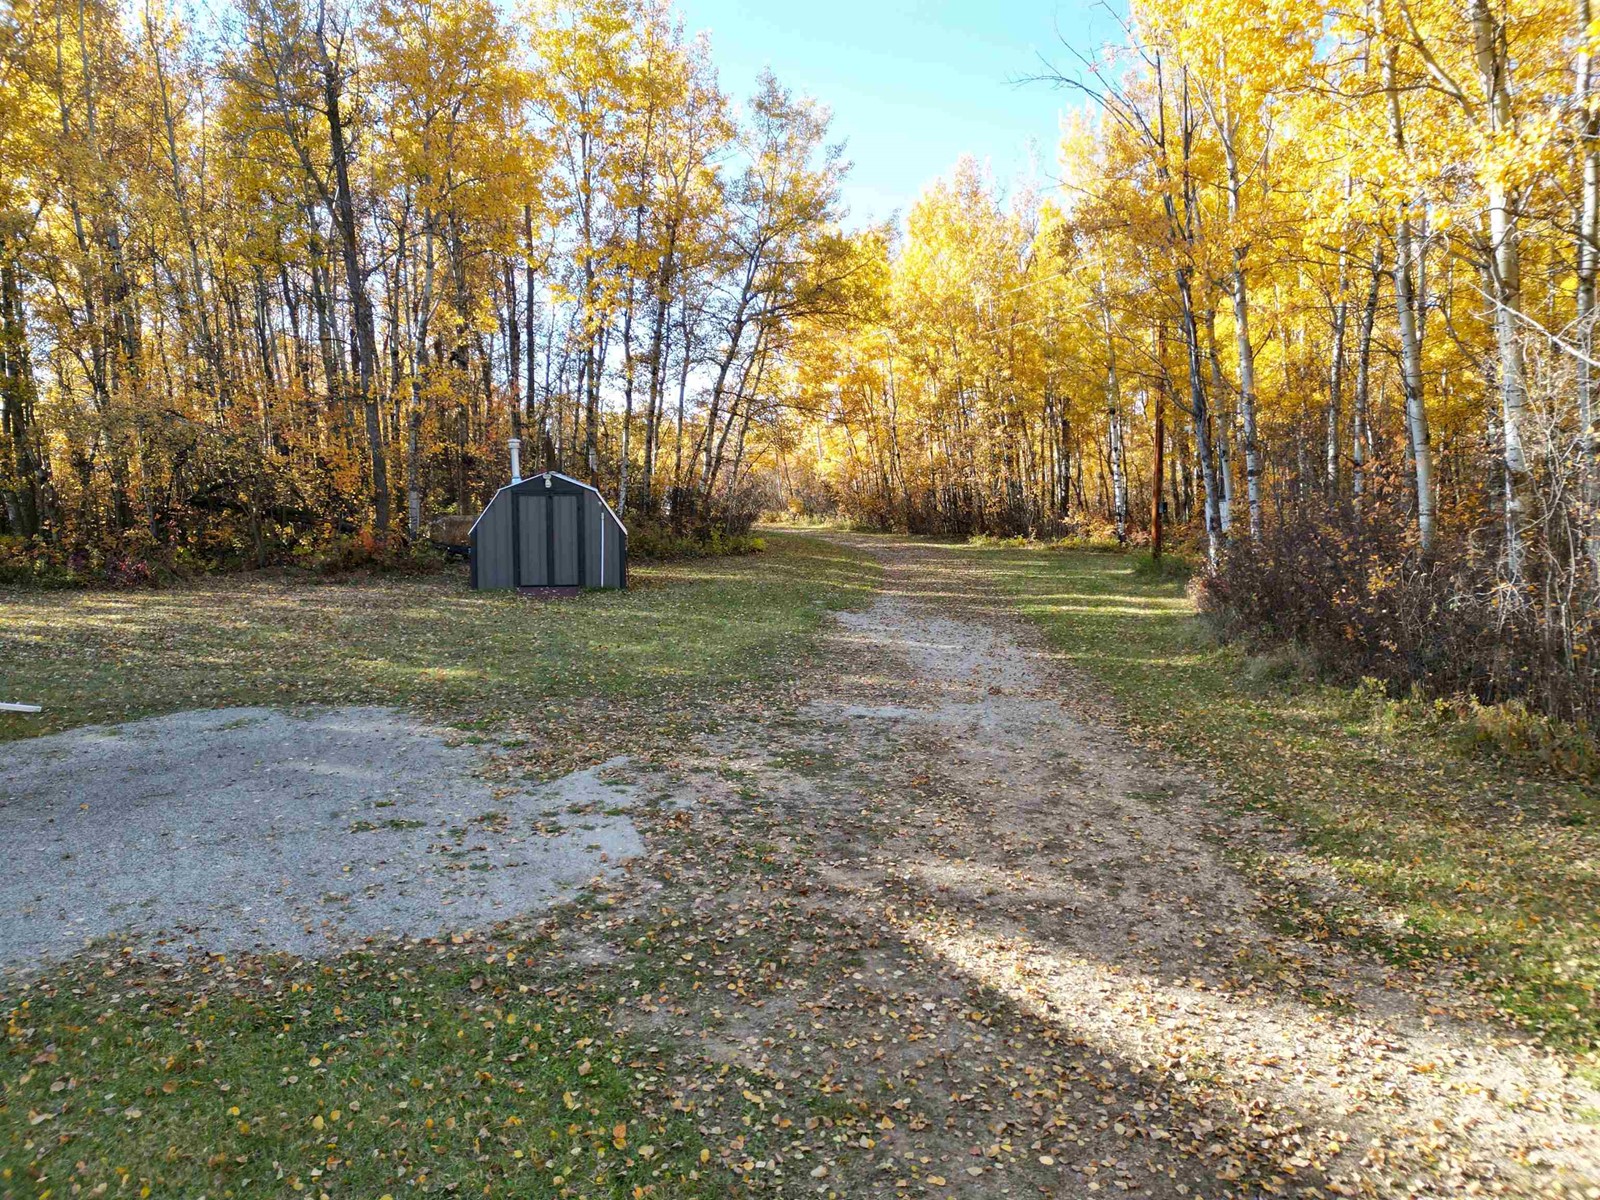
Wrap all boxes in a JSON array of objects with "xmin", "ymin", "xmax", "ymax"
[
  {"xmin": 578, "ymin": 535, "xmax": 1600, "ymax": 1198},
  {"xmin": 7, "ymin": 533, "xmax": 1600, "ymax": 1198}
]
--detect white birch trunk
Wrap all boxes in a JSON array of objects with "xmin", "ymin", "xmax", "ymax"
[
  {"xmin": 1381, "ymin": 30, "xmax": 1438, "ymax": 554},
  {"xmin": 1470, "ymin": 0, "xmax": 1531, "ymax": 579},
  {"xmin": 1578, "ymin": 0, "xmax": 1600, "ymax": 580}
]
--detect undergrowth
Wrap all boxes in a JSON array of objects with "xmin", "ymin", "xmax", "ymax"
[
  {"xmin": 0, "ymin": 530, "xmax": 454, "ymax": 590},
  {"xmin": 966, "ymin": 532, "xmax": 1130, "ymax": 553},
  {"xmin": 627, "ymin": 517, "xmax": 765, "ymax": 561},
  {"xmin": 1352, "ymin": 680, "xmax": 1600, "ymax": 782},
  {"xmin": 1195, "ymin": 498, "xmax": 1600, "ymax": 732}
]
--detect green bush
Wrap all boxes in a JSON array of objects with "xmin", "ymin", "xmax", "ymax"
[
  {"xmin": 1460, "ymin": 699, "xmax": 1600, "ymax": 781},
  {"xmin": 0, "ymin": 537, "xmax": 78, "ymax": 589},
  {"xmin": 965, "ymin": 532, "xmax": 1132, "ymax": 553},
  {"xmin": 1352, "ymin": 678, "xmax": 1600, "ymax": 782},
  {"xmin": 759, "ymin": 512, "xmax": 856, "ymax": 531},
  {"xmin": 627, "ymin": 517, "xmax": 766, "ymax": 561},
  {"xmin": 1050, "ymin": 534, "xmax": 1128, "ymax": 553},
  {"xmin": 967, "ymin": 533, "xmax": 1034, "ymax": 549}
]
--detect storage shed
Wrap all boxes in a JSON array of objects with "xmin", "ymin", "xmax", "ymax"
[{"xmin": 470, "ymin": 470, "xmax": 627, "ymax": 591}]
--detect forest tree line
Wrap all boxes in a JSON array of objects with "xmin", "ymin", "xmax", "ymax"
[
  {"xmin": 0, "ymin": 0, "xmax": 856, "ymax": 566},
  {"xmin": 791, "ymin": 0, "xmax": 1596, "ymax": 569},
  {"xmin": 770, "ymin": 0, "xmax": 1598, "ymax": 725},
  {"xmin": 5, "ymin": 0, "xmax": 1596, "ymax": 721}
]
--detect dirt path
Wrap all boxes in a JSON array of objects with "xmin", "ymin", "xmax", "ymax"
[{"xmin": 592, "ymin": 536, "xmax": 1600, "ymax": 1198}]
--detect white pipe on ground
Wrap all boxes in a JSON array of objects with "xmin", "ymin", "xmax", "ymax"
[
  {"xmin": 508, "ymin": 438, "xmax": 523, "ymax": 484},
  {"xmin": 1, "ymin": 703, "xmax": 41, "ymax": 713}
]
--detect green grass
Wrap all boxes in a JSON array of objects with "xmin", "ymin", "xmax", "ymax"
[
  {"xmin": 0, "ymin": 533, "xmax": 879, "ymax": 744},
  {"xmin": 1, "ymin": 941, "xmax": 741, "ymax": 1198},
  {"xmin": 966, "ymin": 543, "xmax": 1600, "ymax": 1061}
]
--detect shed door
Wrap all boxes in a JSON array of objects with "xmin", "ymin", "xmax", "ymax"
[
  {"xmin": 550, "ymin": 494, "xmax": 580, "ymax": 586},
  {"xmin": 515, "ymin": 495, "xmax": 548, "ymax": 586}
]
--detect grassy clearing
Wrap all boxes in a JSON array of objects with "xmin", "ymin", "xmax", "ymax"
[
  {"xmin": 968, "ymin": 543, "xmax": 1600, "ymax": 1062},
  {"xmin": 0, "ymin": 532, "xmax": 878, "ymax": 744},
  {"xmin": 0, "ymin": 534, "xmax": 879, "ymax": 1197},
  {"xmin": 2, "ymin": 935, "xmax": 743, "ymax": 1198}
]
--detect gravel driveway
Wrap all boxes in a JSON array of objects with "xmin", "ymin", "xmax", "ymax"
[{"xmin": 0, "ymin": 706, "xmax": 642, "ymax": 968}]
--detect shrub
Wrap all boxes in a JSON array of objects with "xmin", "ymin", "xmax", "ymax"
[
  {"xmin": 1196, "ymin": 497, "xmax": 1600, "ymax": 770},
  {"xmin": 967, "ymin": 533, "xmax": 1034, "ymax": 549},
  {"xmin": 627, "ymin": 516, "xmax": 766, "ymax": 561},
  {"xmin": 1054, "ymin": 534, "xmax": 1133, "ymax": 553},
  {"xmin": 0, "ymin": 529, "xmax": 453, "ymax": 589},
  {"xmin": 428, "ymin": 514, "xmax": 475, "ymax": 549},
  {"xmin": 759, "ymin": 512, "xmax": 855, "ymax": 531},
  {"xmin": 1130, "ymin": 550, "xmax": 1196, "ymax": 581},
  {"xmin": 625, "ymin": 489, "xmax": 768, "ymax": 561},
  {"xmin": 295, "ymin": 533, "xmax": 450, "ymax": 578},
  {"xmin": 967, "ymin": 532, "xmax": 1132, "ymax": 553},
  {"xmin": 0, "ymin": 535, "xmax": 169, "ymax": 590},
  {"xmin": 1457, "ymin": 699, "xmax": 1600, "ymax": 780},
  {"xmin": 0, "ymin": 538, "xmax": 80, "ymax": 589}
]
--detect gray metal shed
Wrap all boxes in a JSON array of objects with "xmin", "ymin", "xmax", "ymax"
[{"xmin": 469, "ymin": 471, "xmax": 627, "ymax": 591}]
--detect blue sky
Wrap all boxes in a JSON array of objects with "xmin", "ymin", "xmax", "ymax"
[{"xmin": 675, "ymin": 0, "xmax": 1125, "ymax": 228}]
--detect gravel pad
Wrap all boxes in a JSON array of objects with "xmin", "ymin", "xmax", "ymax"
[{"xmin": 0, "ymin": 707, "xmax": 643, "ymax": 968}]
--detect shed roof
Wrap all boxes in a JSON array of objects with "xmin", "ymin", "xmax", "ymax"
[{"xmin": 468, "ymin": 471, "xmax": 629, "ymax": 537}]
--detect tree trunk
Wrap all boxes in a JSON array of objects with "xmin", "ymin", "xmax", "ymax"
[
  {"xmin": 1202, "ymin": 70, "xmax": 1263, "ymax": 541},
  {"xmin": 618, "ymin": 275, "xmax": 638, "ymax": 511},
  {"xmin": 1204, "ymin": 308, "xmax": 1234, "ymax": 532},
  {"xmin": 316, "ymin": 16, "xmax": 389, "ymax": 533},
  {"xmin": 1152, "ymin": 347, "xmax": 1166, "ymax": 561},
  {"xmin": 1470, "ymin": 0, "xmax": 1530, "ymax": 578},
  {"xmin": 1577, "ymin": 0, "xmax": 1600, "ymax": 578},
  {"xmin": 0, "ymin": 257, "xmax": 49, "ymax": 537},
  {"xmin": 1381, "ymin": 31, "xmax": 1438, "ymax": 554},
  {"xmin": 1328, "ymin": 241, "xmax": 1349, "ymax": 493},
  {"xmin": 505, "ymin": 258, "xmax": 521, "ymax": 443},
  {"xmin": 1353, "ymin": 253, "xmax": 1381, "ymax": 516},
  {"xmin": 642, "ymin": 226, "xmax": 678, "ymax": 511},
  {"xmin": 1099, "ymin": 286, "xmax": 1128, "ymax": 540}
]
